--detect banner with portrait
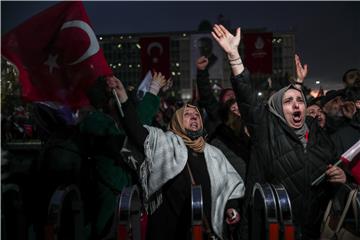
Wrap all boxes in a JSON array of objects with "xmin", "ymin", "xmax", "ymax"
[{"xmin": 190, "ymin": 33, "xmax": 224, "ymax": 84}]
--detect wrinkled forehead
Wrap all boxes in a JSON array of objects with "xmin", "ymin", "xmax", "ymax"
[
  {"xmin": 283, "ymin": 88, "xmax": 304, "ymax": 100},
  {"xmin": 183, "ymin": 104, "xmax": 200, "ymax": 114}
]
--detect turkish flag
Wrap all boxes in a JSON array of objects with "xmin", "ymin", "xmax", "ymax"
[
  {"xmin": 139, "ymin": 37, "xmax": 170, "ymax": 79},
  {"xmin": 243, "ymin": 32, "xmax": 273, "ymax": 74},
  {"xmin": 340, "ymin": 139, "xmax": 360, "ymax": 184},
  {"xmin": 1, "ymin": 1, "xmax": 112, "ymax": 108}
]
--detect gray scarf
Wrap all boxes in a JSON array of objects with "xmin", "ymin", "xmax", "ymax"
[{"xmin": 268, "ymin": 85, "xmax": 308, "ymax": 149}]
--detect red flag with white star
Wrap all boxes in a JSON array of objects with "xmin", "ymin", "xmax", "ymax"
[{"xmin": 1, "ymin": 1, "xmax": 112, "ymax": 108}]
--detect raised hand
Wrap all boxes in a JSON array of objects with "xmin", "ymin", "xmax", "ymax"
[
  {"xmin": 196, "ymin": 56, "xmax": 209, "ymax": 71},
  {"xmin": 162, "ymin": 77, "xmax": 173, "ymax": 92},
  {"xmin": 295, "ymin": 54, "xmax": 308, "ymax": 83},
  {"xmin": 106, "ymin": 75, "xmax": 128, "ymax": 103},
  {"xmin": 149, "ymin": 71, "xmax": 171, "ymax": 95},
  {"xmin": 152, "ymin": 72, "xmax": 167, "ymax": 88},
  {"xmin": 342, "ymin": 101, "xmax": 356, "ymax": 119},
  {"xmin": 211, "ymin": 24, "xmax": 241, "ymax": 59}
]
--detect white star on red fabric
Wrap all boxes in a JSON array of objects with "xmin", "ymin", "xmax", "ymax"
[{"xmin": 44, "ymin": 54, "xmax": 59, "ymax": 73}]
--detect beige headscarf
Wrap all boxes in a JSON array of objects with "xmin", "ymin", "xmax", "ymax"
[{"xmin": 169, "ymin": 104, "xmax": 205, "ymax": 152}]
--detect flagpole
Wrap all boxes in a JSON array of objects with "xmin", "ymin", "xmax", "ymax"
[
  {"xmin": 311, "ymin": 139, "xmax": 360, "ymax": 186},
  {"xmin": 311, "ymin": 159, "xmax": 342, "ymax": 186},
  {"xmin": 112, "ymin": 89, "xmax": 124, "ymax": 118}
]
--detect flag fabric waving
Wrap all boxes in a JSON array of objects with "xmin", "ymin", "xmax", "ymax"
[
  {"xmin": 340, "ymin": 139, "xmax": 360, "ymax": 184},
  {"xmin": 1, "ymin": 1, "xmax": 112, "ymax": 108},
  {"xmin": 312, "ymin": 139, "xmax": 360, "ymax": 185}
]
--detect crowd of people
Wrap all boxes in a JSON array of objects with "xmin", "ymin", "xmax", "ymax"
[{"xmin": 2, "ymin": 24, "xmax": 360, "ymax": 240}]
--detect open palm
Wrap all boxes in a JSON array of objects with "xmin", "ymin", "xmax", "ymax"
[
  {"xmin": 211, "ymin": 24, "xmax": 241, "ymax": 55},
  {"xmin": 295, "ymin": 54, "xmax": 308, "ymax": 82}
]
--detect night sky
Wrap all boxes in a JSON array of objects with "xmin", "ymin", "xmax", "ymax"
[{"xmin": 2, "ymin": 1, "xmax": 360, "ymax": 90}]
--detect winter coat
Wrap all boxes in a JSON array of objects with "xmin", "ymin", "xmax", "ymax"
[
  {"xmin": 210, "ymin": 123, "xmax": 250, "ymax": 180},
  {"xmin": 231, "ymin": 69, "xmax": 338, "ymax": 239}
]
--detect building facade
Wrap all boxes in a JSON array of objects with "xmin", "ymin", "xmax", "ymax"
[{"xmin": 99, "ymin": 29, "xmax": 295, "ymax": 100}]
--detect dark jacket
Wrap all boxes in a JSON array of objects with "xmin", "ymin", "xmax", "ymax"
[
  {"xmin": 196, "ymin": 69, "xmax": 222, "ymax": 137},
  {"xmin": 78, "ymin": 92, "xmax": 160, "ymax": 237},
  {"xmin": 331, "ymin": 111, "xmax": 360, "ymax": 157},
  {"xmin": 210, "ymin": 123, "xmax": 250, "ymax": 180},
  {"xmin": 231, "ymin": 69, "xmax": 338, "ymax": 239}
]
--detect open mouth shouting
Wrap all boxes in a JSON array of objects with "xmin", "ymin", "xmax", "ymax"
[
  {"xmin": 189, "ymin": 122, "xmax": 199, "ymax": 131},
  {"xmin": 290, "ymin": 110, "xmax": 304, "ymax": 128}
]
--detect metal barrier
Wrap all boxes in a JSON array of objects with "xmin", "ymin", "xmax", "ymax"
[
  {"xmin": 101, "ymin": 185, "xmax": 145, "ymax": 240},
  {"xmin": 271, "ymin": 184, "xmax": 295, "ymax": 240},
  {"xmin": 115, "ymin": 185, "xmax": 142, "ymax": 240},
  {"xmin": 251, "ymin": 183, "xmax": 279, "ymax": 240},
  {"xmin": 45, "ymin": 184, "xmax": 84, "ymax": 240},
  {"xmin": 191, "ymin": 185, "xmax": 204, "ymax": 240}
]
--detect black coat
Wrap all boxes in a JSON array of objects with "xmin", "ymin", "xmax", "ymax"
[
  {"xmin": 210, "ymin": 123, "xmax": 250, "ymax": 180},
  {"xmin": 331, "ymin": 112, "xmax": 360, "ymax": 157},
  {"xmin": 231, "ymin": 70, "xmax": 338, "ymax": 239}
]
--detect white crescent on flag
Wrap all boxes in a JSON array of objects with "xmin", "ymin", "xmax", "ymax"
[
  {"xmin": 147, "ymin": 42, "xmax": 163, "ymax": 56},
  {"xmin": 60, "ymin": 20, "xmax": 100, "ymax": 65}
]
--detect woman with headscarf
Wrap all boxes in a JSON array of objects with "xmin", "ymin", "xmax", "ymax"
[
  {"xmin": 211, "ymin": 24, "xmax": 346, "ymax": 240},
  {"xmin": 106, "ymin": 76, "xmax": 245, "ymax": 240}
]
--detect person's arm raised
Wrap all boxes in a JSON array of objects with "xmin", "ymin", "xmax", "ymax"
[
  {"xmin": 212, "ymin": 24, "xmax": 256, "ymax": 108},
  {"xmin": 106, "ymin": 75, "xmax": 128, "ymax": 103},
  {"xmin": 196, "ymin": 56, "xmax": 220, "ymax": 122},
  {"xmin": 106, "ymin": 76, "xmax": 148, "ymax": 150},
  {"xmin": 294, "ymin": 54, "xmax": 308, "ymax": 90},
  {"xmin": 149, "ymin": 71, "xmax": 169, "ymax": 96},
  {"xmin": 211, "ymin": 24, "xmax": 244, "ymax": 76}
]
